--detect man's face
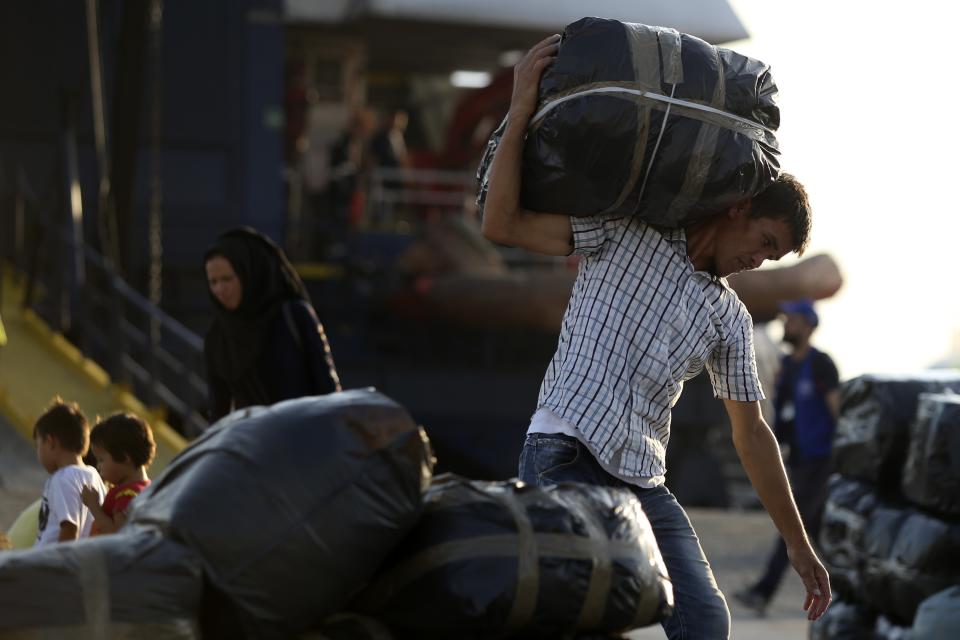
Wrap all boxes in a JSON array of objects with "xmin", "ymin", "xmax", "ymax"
[
  {"xmin": 783, "ymin": 313, "xmax": 814, "ymax": 346},
  {"xmin": 712, "ymin": 205, "xmax": 794, "ymax": 277}
]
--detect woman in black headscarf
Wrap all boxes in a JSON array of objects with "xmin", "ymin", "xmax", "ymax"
[{"xmin": 203, "ymin": 227, "xmax": 341, "ymax": 421}]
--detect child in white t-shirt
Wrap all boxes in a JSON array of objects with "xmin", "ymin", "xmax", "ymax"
[{"xmin": 33, "ymin": 398, "xmax": 106, "ymax": 546}]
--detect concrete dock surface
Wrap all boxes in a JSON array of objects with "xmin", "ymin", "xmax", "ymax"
[
  {"xmin": 628, "ymin": 507, "xmax": 811, "ymax": 639},
  {"xmin": 0, "ymin": 414, "xmax": 45, "ymax": 532}
]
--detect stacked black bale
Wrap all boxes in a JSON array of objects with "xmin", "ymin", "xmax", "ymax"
[
  {"xmin": 826, "ymin": 490, "xmax": 960, "ymax": 629},
  {"xmin": 354, "ymin": 474, "xmax": 673, "ymax": 639},
  {"xmin": 902, "ymin": 393, "xmax": 960, "ymax": 517},
  {"xmin": 808, "ymin": 600, "xmax": 875, "ymax": 640},
  {"xmin": 873, "ymin": 615, "xmax": 911, "ymax": 640},
  {"xmin": 858, "ymin": 393, "xmax": 960, "ymax": 626},
  {"xmin": 832, "ymin": 373, "xmax": 960, "ymax": 492},
  {"xmin": 0, "ymin": 527, "xmax": 202, "ymax": 639},
  {"xmin": 878, "ymin": 510, "xmax": 960, "ymax": 623},
  {"xmin": 911, "ymin": 586, "xmax": 960, "ymax": 638},
  {"xmin": 817, "ymin": 475, "xmax": 877, "ymax": 599},
  {"xmin": 128, "ymin": 390, "xmax": 434, "ymax": 639},
  {"xmin": 301, "ymin": 614, "xmax": 395, "ymax": 640},
  {"xmin": 858, "ymin": 503, "xmax": 912, "ymax": 615},
  {"xmin": 476, "ymin": 17, "xmax": 780, "ymax": 227},
  {"xmin": 816, "ymin": 373, "xmax": 960, "ymax": 635}
]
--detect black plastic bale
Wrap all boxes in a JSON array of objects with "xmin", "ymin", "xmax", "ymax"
[
  {"xmin": 912, "ymin": 586, "xmax": 960, "ymax": 638},
  {"xmin": 833, "ymin": 372, "xmax": 960, "ymax": 489},
  {"xmin": 127, "ymin": 389, "xmax": 434, "ymax": 639},
  {"xmin": 859, "ymin": 504, "xmax": 912, "ymax": 617},
  {"xmin": 0, "ymin": 527, "xmax": 202, "ymax": 638},
  {"xmin": 873, "ymin": 615, "xmax": 912, "ymax": 640},
  {"xmin": 807, "ymin": 599, "xmax": 875, "ymax": 640},
  {"xmin": 857, "ymin": 499, "xmax": 960, "ymax": 625},
  {"xmin": 477, "ymin": 17, "xmax": 780, "ymax": 226},
  {"xmin": 884, "ymin": 511, "xmax": 960, "ymax": 624},
  {"xmin": 354, "ymin": 474, "xmax": 673, "ymax": 639},
  {"xmin": 902, "ymin": 393, "xmax": 960, "ymax": 518},
  {"xmin": 301, "ymin": 614, "xmax": 395, "ymax": 640},
  {"xmin": 817, "ymin": 475, "xmax": 878, "ymax": 600}
]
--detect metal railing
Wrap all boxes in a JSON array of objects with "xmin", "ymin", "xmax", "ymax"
[
  {"xmin": 363, "ymin": 166, "xmax": 574, "ymax": 271},
  {"xmin": 1, "ymin": 159, "xmax": 209, "ymax": 437},
  {"xmin": 364, "ymin": 166, "xmax": 476, "ymax": 227}
]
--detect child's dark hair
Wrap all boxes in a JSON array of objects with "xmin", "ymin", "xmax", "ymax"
[
  {"xmin": 33, "ymin": 398, "xmax": 89, "ymax": 454},
  {"xmin": 90, "ymin": 413, "xmax": 156, "ymax": 468}
]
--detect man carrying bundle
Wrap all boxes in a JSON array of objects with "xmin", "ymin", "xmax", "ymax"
[{"xmin": 483, "ymin": 34, "xmax": 831, "ymax": 639}]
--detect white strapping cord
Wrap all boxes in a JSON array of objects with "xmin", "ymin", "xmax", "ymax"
[
  {"xmin": 635, "ymin": 83, "xmax": 676, "ymax": 206},
  {"xmin": 529, "ymin": 85, "xmax": 775, "ymax": 137}
]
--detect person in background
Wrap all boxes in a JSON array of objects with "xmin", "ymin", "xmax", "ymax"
[
  {"xmin": 81, "ymin": 413, "xmax": 155, "ymax": 535},
  {"xmin": 203, "ymin": 227, "xmax": 341, "ymax": 422},
  {"xmin": 735, "ymin": 299, "xmax": 840, "ymax": 614},
  {"xmin": 33, "ymin": 398, "xmax": 105, "ymax": 546},
  {"xmin": 369, "ymin": 109, "xmax": 411, "ymax": 171},
  {"xmin": 369, "ymin": 108, "xmax": 413, "ymax": 227},
  {"xmin": 327, "ymin": 108, "xmax": 376, "ymax": 252}
]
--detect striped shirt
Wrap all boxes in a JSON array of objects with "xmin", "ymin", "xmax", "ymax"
[{"xmin": 534, "ymin": 214, "xmax": 764, "ymax": 487}]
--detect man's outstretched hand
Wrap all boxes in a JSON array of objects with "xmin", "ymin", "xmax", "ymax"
[
  {"xmin": 508, "ymin": 34, "xmax": 561, "ymax": 122},
  {"xmin": 789, "ymin": 543, "xmax": 832, "ymax": 620}
]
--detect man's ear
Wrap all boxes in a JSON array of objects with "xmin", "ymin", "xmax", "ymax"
[{"xmin": 727, "ymin": 199, "xmax": 752, "ymax": 220}]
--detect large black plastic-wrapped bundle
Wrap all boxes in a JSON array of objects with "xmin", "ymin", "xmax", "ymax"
[
  {"xmin": 355, "ymin": 475, "xmax": 673, "ymax": 639},
  {"xmin": 0, "ymin": 527, "xmax": 201, "ymax": 639},
  {"xmin": 859, "ymin": 504, "xmax": 911, "ymax": 617},
  {"xmin": 301, "ymin": 614, "xmax": 395, "ymax": 640},
  {"xmin": 874, "ymin": 615, "xmax": 911, "ymax": 640},
  {"xmin": 885, "ymin": 511, "xmax": 960, "ymax": 624},
  {"xmin": 859, "ymin": 504, "xmax": 960, "ymax": 624},
  {"xmin": 477, "ymin": 17, "xmax": 780, "ymax": 227},
  {"xmin": 129, "ymin": 390, "xmax": 434, "ymax": 639},
  {"xmin": 833, "ymin": 372, "xmax": 960, "ymax": 489},
  {"xmin": 912, "ymin": 586, "xmax": 960, "ymax": 639},
  {"xmin": 300, "ymin": 619, "xmax": 632, "ymax": 640},
  {"xmin": 902, "ymin": 393, "xmax": 960, "ymax": 518},
  {"xmin": 818, "ymin": 475, "xmax": 878, "ymax": 599},
  {"xmin": 807, "ymin": 599, "xmax": 875, "ymax": 640}
]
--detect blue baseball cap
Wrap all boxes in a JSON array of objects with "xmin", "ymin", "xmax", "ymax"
[{"xmin": 780, "ymin": 299, "xmax": 819, "ymax": 327}]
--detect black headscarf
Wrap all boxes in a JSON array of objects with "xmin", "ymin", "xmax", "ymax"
[{"xmin": 204, "ymin": 227, "xmax": 309, "ymax": 404}]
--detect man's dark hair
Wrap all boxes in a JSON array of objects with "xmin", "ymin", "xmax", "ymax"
[
  {"xmin": 33, "ymin": 398, "xmax": 89, "ymax": 454},
  {"xmin": 751, "ymin": 172, "xmax": 812, "ymax": 255},
  {"xmin": 90, "ymin": 413, "xmax": 156, "ymax": 468}
]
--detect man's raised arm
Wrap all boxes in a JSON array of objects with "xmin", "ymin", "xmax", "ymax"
[{"xmin": 481, "ymin": 35, "xmax": 573, "ymax": 257}]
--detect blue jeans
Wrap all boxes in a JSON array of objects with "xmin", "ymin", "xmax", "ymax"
[{"xmin": 518, "ymin": 433, "xmax": 730, "ymax": 640}]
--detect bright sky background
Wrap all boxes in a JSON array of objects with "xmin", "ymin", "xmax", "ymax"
[{"xmin": 727, "ymin": 0, "xmax": 960, "ymax": 379}]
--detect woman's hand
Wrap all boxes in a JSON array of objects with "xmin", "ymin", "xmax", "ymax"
[{"xmin": 508, "ymin": 34, "xmax": 561, "ymax": 122}]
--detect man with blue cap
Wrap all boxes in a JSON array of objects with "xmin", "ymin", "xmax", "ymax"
[{"xmin": 736, "ymin": 298, "xmax": 841, "ymax": 614}]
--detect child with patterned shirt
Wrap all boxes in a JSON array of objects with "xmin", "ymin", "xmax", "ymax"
[
  {"xmin": 81, "ymin": 413, "xmax": 155, "ymax": 535},
  {"xmin": 33, "ymin": 399, "xmax": 106, "ymax": 546}
]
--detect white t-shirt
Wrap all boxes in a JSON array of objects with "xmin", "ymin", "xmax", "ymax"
[{"xmin": 35, "ymin": 464, "xmax": 106, "ymax": 547}]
